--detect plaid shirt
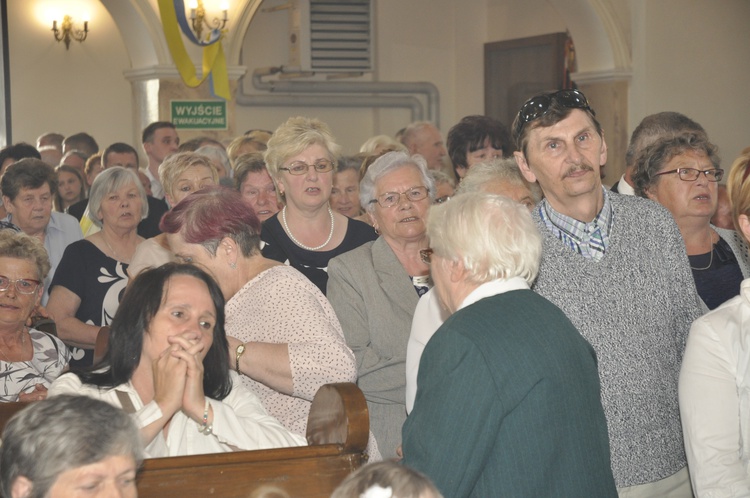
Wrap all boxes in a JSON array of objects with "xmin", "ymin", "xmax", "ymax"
[{"xmin": 539, "ymin": 187, "xmax": 614, "ymax": 261}]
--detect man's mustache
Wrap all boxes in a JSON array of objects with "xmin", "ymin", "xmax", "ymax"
[{"xmin": 562, "ymin": 163, "xmax": 595, "ymax": 179}]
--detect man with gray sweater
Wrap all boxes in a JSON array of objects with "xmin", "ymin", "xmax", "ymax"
[{"xmin": 513, "ymin": 89, "xmax": 702, "ymax": 497}]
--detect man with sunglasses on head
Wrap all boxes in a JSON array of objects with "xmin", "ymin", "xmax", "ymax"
[{"xmin": 513, "ymin": 89, "xmax": 703, "ymax": 497}]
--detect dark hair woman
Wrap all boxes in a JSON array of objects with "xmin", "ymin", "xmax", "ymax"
[{"xmin": 49, "ymin": 263, "xmax": 305, "ymax": 457}]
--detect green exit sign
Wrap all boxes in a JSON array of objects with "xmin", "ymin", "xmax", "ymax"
[{"xmin": 170, "ymin": 100, "xmax": 227, "ymax": 129}]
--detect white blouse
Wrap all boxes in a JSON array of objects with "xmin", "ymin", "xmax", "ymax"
[
  {"xmin": 680, "ymin": 278, "xmax": 750, "ymax": 497},
  {"xmin": 49, "ymin": 370, "xmax": 306, "ymax": 458}
]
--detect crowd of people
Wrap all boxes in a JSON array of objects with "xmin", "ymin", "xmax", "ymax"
[{"xmin": 0, "ymin": 91, "xmax": 749, "ymax": 497}]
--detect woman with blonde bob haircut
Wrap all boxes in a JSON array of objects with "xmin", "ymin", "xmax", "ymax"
[
  {"xmin": 679, "ymin": 149, "xmax": 750, "ymax": 495},
  {"xmin": 128, "ymin": 152, "xmax": 219, "ymax": 278},
  {"xmin": 261, "ymin": 116, "xmax": 376, "ymax": 294},
  {"xmin": 402, "ymin": 192, "xmax": 617, "ymax": 497}
]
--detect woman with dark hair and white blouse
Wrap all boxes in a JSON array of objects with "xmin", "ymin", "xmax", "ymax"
[{"xmin": 50, "ymin": 263, "xmax": 303, "ymax": 457}]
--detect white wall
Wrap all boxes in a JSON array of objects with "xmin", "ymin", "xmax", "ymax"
[
  {"xmin": 8, "ymin": 0, "xmax": 133, "ymax": 149},
  {"xmin": 630, "ymin": 0, "xmax": 750, "ymax": 162},
  {"xmin": 236, "ymin": 0, "xmax": 464, "ymax": 155},
  {"xmin": 5, "ymin": 0, "xmax": 750, "ymax": 165}
]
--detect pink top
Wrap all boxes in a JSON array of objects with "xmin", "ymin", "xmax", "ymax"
[{"xmin": 225, "ymin": 265, "xmax": 356, "ymax": 436}]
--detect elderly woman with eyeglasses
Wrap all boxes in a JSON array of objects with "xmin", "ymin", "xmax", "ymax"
[
  {"xmin": 0, "ymin": 231, "xmax": 70, "ymax": 403},
  {"xmin": 632, "ymin": 132, "xmax": 750, "ymax": 310},
  {"xmin": 327, "ymin": 151, "xmax": 434, "ymax": 458},
  {"xmin": 261, "ymin": 117, "xmax": 377, "ymax": 295}
]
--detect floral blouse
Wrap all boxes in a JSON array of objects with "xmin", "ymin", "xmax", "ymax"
[{"xmin": 0, "ymin": 329, "xmax": 71, "ymax": 402}]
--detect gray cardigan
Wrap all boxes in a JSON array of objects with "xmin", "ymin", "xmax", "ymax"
[
  {"xmin": 327, "ymin": 237, "xmax": 419, "ymax": 458},
  {"xmin": 715, "ymin": 225, "xmax": 750, "ymax": 277},
  {"xmin": 532, "ymin": 192, "xmax": 703, "ymax": 488}
]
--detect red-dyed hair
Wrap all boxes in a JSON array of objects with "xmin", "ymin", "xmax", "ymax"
[{"xmin": 160, "ymin": 186, "xmax": 262, "ymax": 256}]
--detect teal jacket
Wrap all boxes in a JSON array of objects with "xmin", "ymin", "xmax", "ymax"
[{"xmin": 402, "ymin": 289, "xmax": 617, "ymax": 497}]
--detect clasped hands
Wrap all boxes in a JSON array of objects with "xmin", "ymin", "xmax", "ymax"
[{"xmin": 151, "ymin": 332, "xmax": 211, "ymax": 426}]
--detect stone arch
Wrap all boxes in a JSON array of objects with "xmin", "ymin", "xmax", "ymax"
[
  {"xmin": 547, "ymin": 0, "xmax": 631, "ymax": 75},
  {"xmin": 99, "ymin": 0, "xmax": 167, "ymax": 68},
  {"xmin": 98, "ymin": 0, "xmax": 265, "ymax": 70}
]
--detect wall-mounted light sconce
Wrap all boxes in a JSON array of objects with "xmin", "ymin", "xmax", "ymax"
[
  {"xmin": 52, "ymin": 15, "xmax": 89, "ymax": 50},
  {"xmin": 188, "ymin": 1, "xmax": 229, "ymax": 42}
]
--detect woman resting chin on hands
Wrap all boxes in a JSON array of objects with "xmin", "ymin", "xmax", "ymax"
[{"xmin": 49, "ymin": 263, "xmax": 305, "ymax": 457}]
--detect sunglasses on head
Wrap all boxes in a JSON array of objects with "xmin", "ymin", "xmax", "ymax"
[{"xmin": 515, "ymin": 89, "xmax": 595, "ymax": 137}]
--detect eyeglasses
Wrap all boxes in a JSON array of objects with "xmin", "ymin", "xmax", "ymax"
[
  {"xmin": 0, "ymin": 275, "xmax": 41, "ymax": 295},
  {"xmin": 369, "ymin": 186, "xmax": 430, "ymax": 208},
  {"xmin": 279, "ymin": 159, "xmax": 334, "ymax": 175},
  {"xmin": 434, "ymin": 195, "xmax": 451, "ymax": 205},
  {"xmin": 419, "ymin": 248, "xmax": 433, "ymax": 265},
  {"xmin": 654, "ymin": 168, "xmax": 724, "ymax": 182},
  {"xmin": 515, "ymin": 89, "xmax": 595, "ymax": 137}
]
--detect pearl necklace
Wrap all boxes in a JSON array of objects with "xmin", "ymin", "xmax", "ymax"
[{"xmin": 281, "ymin": 205, "xmax": 335, "ymax": 251}]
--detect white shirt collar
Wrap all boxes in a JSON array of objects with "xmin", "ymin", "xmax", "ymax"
[
  {"xmin": 458, "ymin": 276, "xmax": 530, "ymax": 311},
  {"xmin": 617, "ymin": 174, "xmax": 636, "ymax": 196}
]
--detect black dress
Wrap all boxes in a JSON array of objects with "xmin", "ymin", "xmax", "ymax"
[
  {"xmin": 261, "ymin": 214, "xmax": 377, "ymax": 295},
  {"xmin": 50, "ymin": 240, "xmax": 129, "ymax": 368}
]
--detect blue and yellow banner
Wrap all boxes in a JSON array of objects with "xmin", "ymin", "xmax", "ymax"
[{"xmin": 157, "ymin": 0, "xmax": 230, "ymax": 100}]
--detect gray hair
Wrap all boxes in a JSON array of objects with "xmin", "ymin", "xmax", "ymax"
[
  {"xmin": 359, "ymin": 151, "xmax": 435, "ymax": 213},
  {"xmin": 427, "ymin": 192, "xmax": 542, "ymax": 285},
  {"xmin": 195, "ymin": 145, "xmax": 232, "ymax": 179},
  {"xmin": 457, "ymin": 158, "xmax": 542, "ymax": 203},
  {"xmin": 429, "ymin": 170, "xmax": 456, "ymax": 188},
  {"xmin": 625, "ymin": 112, "xmax": 707, "ymax": 169},
  {"xmin": 400, "ymin": 121, "xmax": 437, "ymax": 149},
  {"xmin": 60, "ymin": 149, "xmax": 88, "ymax": 166},
  {"xmin": 158, "ymin": 151, "xmax": 219, "ymax": 200},
  {"xmin": 359, "ymin": 135, "xmax": 407, "ymax": 155},
  {"xmin": 86, "ymin": 166, "xmax": 148, "ymax": 228},
  {"xmin": 0, "ymin": 230, "xmax": 51, "ymax": 282},
  {"xmin": 0, "ymin": 395, "xmax": 143, "ymax": 498},
  {"xmin": 336, "ymin": 155, "xmax": 362, "ymax": 174},
  {"xmin": 632, "ymin": 132, "xmax": 720, "ymax": 198}
]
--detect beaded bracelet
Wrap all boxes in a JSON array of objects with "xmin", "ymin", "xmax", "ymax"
[{"xmin": 198, "ymin": 398, "xmax": 213, "ymax": 435}]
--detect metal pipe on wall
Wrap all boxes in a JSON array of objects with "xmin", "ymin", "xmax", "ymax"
[
  {"xmin": 236, "ymin": 67, "xmax": 440, "ymax": 127},
  {"xmin": 236, "ymin": 93, "xmax": 424, "ymax": 122}
]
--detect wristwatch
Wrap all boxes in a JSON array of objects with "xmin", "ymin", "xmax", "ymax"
[{"xmin": 235, "ymin": 343, "xmax": 246, "ymax": 374}]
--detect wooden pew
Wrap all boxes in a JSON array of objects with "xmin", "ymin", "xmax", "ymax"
[
  {"xmin": 136, "ymin": 382, "xmax": 370, "ymax": 498},
  {"xmin": 0, "ymin": 383, "xmax": 368, "ymax": 497},
  {"xmin": 0, "ymin": 401, "xmax": 28, "ymax": 430}
]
